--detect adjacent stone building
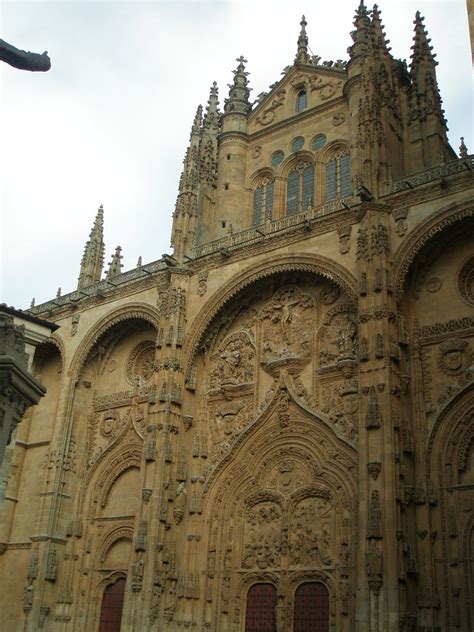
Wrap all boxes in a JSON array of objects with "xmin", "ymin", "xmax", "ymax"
[{"xmin": 0, "ymin": 3, "xmax": 473, "ymax": 631}]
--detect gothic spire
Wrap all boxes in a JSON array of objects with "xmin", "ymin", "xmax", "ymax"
[
  {"xmin": 294, "ymin": 15, "xmax": 310, "ymax": 65},
  {"xmin": 459, "ymin": 137, "xmax": 468, "ymax": 158},
  {"xmin": 224, "ymin": 56, "xmax": 251, "ymax": 115},
  {"xmin": 201, "ymin": 82, "xmax": 220, "ymax": 185},
  {"xmin": 106, "ymin": 246, "xmax": 123, "ymax": 280},
  {"xmin": 370, "ymin": 4, "xmax": 392, "ymax": 56},
  {"xmin": 77, "ymin": 205, "xmax": 105, "ymax": 290},
  {"xmin": 191, "ymin": 104, "xmax": 203, "ymax": 139},
  {"xmin": 348, "ymin": 0, "xmax": 372, "ymax": 60},
  {"xmin": 410, "ymin": 11, "xmax": 437, "ymax": 69},
  {"xmin": 409, "ymin": 11, "xmax": 446, "ymax": 128},
  {"xmin": 178, "ymin": 105, "xmax": 202, "ymax": 196},
  {"xmin": 203, "ymin": 81, "xmax": 220, "ymax": 131},
  {"xmin": 171, "ymin": 105, "xmax": 203, "ymax": 259}
]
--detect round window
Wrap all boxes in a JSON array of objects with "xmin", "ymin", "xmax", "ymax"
[
  {"xmin": 291, "ymin": 136, "xmax": 305, "ymax": 152},
  {"xmin": 311, "ymin": 134, "xmax": 327, "ymax": 150},
  {"xmin": 271, "ymin": 150, "xmax": 285, "ymax": 166}
]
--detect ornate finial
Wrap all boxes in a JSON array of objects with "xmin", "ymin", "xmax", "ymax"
[
  {"xmin": 348, "ymin": 0, "xmax": 372, "ymax": 60},
  {"xmin": 106, "ymin": 246, "xmax": 123, "ymax": 280},
  {"xmin": 137, "ymin": 256, "xmax": 142, "ymax": 268},
  {"xmin": 30, "ymin": 297, "xmax": 35, "ymax": 308},
  {"xmin": 191, "ymin": 105, "xmax": 203, "ymax": 138},
  {"xmin": 203, "ymin": 82, "xmax": 220, "ymax": 130},
  {"xmin": 459, "ymin": 137, "xmax": 468, "ymax": 158},
  {"xmin": 294, "ymin": 15, "xmax": 310, "ymax": 65},
  {"xmin": 224, "ymin": 56, "xmax": 251, "ymax": 115},
  {"xmin": 56, "ymin": 287, "xmax": 61, "ymax": 298}
]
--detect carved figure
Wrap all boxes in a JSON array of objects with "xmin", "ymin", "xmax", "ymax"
[
  {"xmin": 209, "ymin": 332, "xmax": 255, "ymax": 389},
  {"xmin": 261, "ymin": 286, "xmax": 314, "ymax": 367}
]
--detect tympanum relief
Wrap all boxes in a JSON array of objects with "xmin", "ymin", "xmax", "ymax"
[{"xmin": 202, "ymin": 280, "xmax": 358, "ymax": 466}]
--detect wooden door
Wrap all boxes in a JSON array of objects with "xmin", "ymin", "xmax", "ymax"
[
  {"xmin": 245, "ymin": 583, "xmax": 277, "ymax": 632},
  {"xmin": 293, "ymin": 582, "xmax": 329, "ymax": 632},
  {"xmin": 98, "ymin": 578, "xmax": 126, "ymax": 632}
]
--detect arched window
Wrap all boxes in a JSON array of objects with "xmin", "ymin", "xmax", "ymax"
[
  {"xmin": 294, "ymin": 582, "xmax": 329, "ymax": 632},
  {"xmin": 245, "ymin": 583, "xmax": 277, "ymax": 632},
  {"xmin": 326, "ymin": 151, "xmax": 350, "ymax": 200},
  {"xmin": 286, "ymin": 162, "xmax": 314, "ymax": 215},
  {"xmin": 253, "ymin": 177, "xmax": 274, "ymax": 226},
  {"xmin": 99, "ymin": 578, "xmax": 126, "ymax": 632},
  {"xmin": 296, "ymin": 89, "xmax": 307, "ymax": 113}
]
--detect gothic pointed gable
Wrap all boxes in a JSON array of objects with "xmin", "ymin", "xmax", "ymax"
[{"xmin": 248, "ymin": 63, "xmax": 347, "ymax": 133}]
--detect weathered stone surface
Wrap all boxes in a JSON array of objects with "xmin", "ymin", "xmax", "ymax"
[{"xmin": 0, "ymin": 6, "xmax": 473, "ymax": 632}]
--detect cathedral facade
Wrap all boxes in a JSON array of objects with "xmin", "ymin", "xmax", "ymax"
[{"xmin": 0, "ymin": 4, "xmax": 473, "ymax": 631}]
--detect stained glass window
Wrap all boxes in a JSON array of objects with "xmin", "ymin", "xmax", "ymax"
[
  {"xmin": 253, "ymin": 178, "xmax": 274, "ymax": 226},
  {"xmin": 271, "ymin": 150, "xmax": 284, "ymax": 166},
  {"xmin": 296, "ymin": 90, "xmax": 307, "ymax": 112},
  {"xmin": 286, "ymin": 170, "xmax": 299, "ymax": 215},
  {"xmin": 326, "ymin": 151, "xmax": 350, "ymax": 200},
  {"xmin": 311, "ymin": 134, "xmax": 327, "ymax": 151},
  {"xmin": 286, "ymin": 163, "xmax": 315, "ymax": 215},
  {"xmin": 291, "ymin": 136, "xmax": 305, "ymax": 152}
]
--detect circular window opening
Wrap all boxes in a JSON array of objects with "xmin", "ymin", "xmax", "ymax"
[
  {"xmin": 291, "ymin": 137, "xmax": 305, "ymax": 152},
  {"xmin": 311, "ymin": 134, "xmax": 327, "ymax": 151},
  {"xmin": 271, "ymin": 150, "xmax": 285, "ymax": 166}
]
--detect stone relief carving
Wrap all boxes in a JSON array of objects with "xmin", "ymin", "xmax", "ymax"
[
  {"xmin": 197, "ymin": 270, "xmax": 209, "ymax": 297},
  {"xmin": 437, "ymin": 338, "xmax": 471, "ymax": 376},
  {"xmin": 308, "ymin": 76, "xmax": 342, "ymax": 100},
  {"xmin": 126, "ymin": 340, "xmax": 155, "ymax": 386},
  {"xmin": 457, "ymin": 256, "xmax": 474, "ymax": 305},
  {"xmin": 241, "ymin": 499, "xmax": 284, "ymax": 570},
  {"xmin": 320, "ymin": 379, "xmax": 358, "ymax": 442},
  {"xmin": 208, "ymin": 397, "xmax": 253, "ymax": 460},
  {"xmin": 289, "ymin": 494, "xmax": 333, "ymax": 567},
  {"xmin": 255, "ymin": 89, "xmax": 286, "ymax": 126},
  {"xmin": 260, "ymin": 285, "xmax": 314, "ymax": 374},
  {"xmin": 209, "ymin": 331, "xmax": 255, "ymax": 391},
  {"xmin": 318, "ymin": 304, "xmax": 357, "ymax": 368},
  {"xmin": 264, "ymin": 460, "xmax": 311, "ymax": 496}
]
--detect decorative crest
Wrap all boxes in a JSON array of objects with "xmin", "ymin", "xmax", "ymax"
[
  {"xmin": 294, "ymin": 15, "xmax": 310, "ymax": 65},
  {"xmin": 224, "ymin": 56, "xmax": 251, "ymax": 115}
]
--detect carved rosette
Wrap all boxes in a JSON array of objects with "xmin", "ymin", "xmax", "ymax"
[{"xmin": 126, "ymin": 340, "xmax": 155, "ymax": 386}]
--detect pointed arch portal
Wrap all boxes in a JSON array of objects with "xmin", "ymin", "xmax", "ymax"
[{"xmin": 99, "ymin": 577, "xmax": 126, "ymax": 632}]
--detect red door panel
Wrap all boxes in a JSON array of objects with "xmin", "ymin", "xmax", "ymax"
[
  {"xmin": 293, "ymin": 582, "xmax": 329, "ymax": 632},
  {"xmin": 245, "ymin": 583, "xmax": 277, "ymax": 632},
  {"xmin": 99, "ymin": 578, "xmax": 126, "ymax": 632}
]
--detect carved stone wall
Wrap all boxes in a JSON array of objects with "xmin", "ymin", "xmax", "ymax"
[{"xmin": 0, "ymin": 10, "xmax": 473, "ymax": 629}]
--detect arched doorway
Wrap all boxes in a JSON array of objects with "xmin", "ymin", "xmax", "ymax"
[
  {"xmin": 99, "ymin": 578, "xmax": 126, "ymax": 632},
  {"xmin": 294, "ymin": 582, "xmax": 329, "ymax": 632},
  {"xmin": 245, "ymin": 583, "xmax": 277, "ymax": 632}
]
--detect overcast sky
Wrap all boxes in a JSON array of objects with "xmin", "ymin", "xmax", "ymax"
[{"xmin": 1, "ymin": 0, "xmax": 471, "ymax": 309}]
